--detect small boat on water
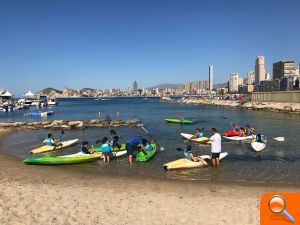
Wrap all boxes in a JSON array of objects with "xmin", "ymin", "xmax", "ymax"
[
  {"xmin": 24, "ymin": 111, "xmax": 54, "ymax": 117},
  {"xmin": 48, "ymin": 99, "xmax": 58, "ymax": 106}
]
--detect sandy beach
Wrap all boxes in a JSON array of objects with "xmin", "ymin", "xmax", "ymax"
[{"xmin": 0, "ymin": 128, "xmax": 298, "ymax": 225}]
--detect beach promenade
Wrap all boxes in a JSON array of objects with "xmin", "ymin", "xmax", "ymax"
[{"xmin": 0, "ymin": 129, "xmax": 298, "ymax": 225}]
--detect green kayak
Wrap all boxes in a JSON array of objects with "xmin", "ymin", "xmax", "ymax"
[
  {"xmin": 135, "ymin": 144, "xmax": 157, "ymax": 162},
  {"xmin": 92, "ymin": 144, "xmax": 126, "ymax": 153},
  {"xmin": 23, "ymin": 152, "xmax": 101, "ymax": 165},
  {"xmin": 164, "ymin": 118, "xmax": 193, "ymax": 124}
]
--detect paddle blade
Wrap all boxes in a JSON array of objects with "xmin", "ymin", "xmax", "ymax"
[{"xmin": 273, "ymin": 137, "xmax": 285, "ymax": 142}]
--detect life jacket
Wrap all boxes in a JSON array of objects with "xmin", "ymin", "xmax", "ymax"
[
  {"xmin": 101, "ymin": 142, "xmax": 111, "ymax": 153},
  {"xmin": 45, "ymin": 138, "xmax": 54, "ymax": 146},
  {"xmin": 197, "ymin": 132, "xmax": 204, "ymax": 138},
  {"xmin": 256, "ymin": 135, "xmax": 265, "ymax": 143},
  {"xmin": 145, "ymin": 144, "xmax": 153, "ymax": 152},
  {"xmin": 245, "ymin": 129, "xmax": 252, "ymax": 136},
  {"xmin": 183, "ymin": 150, "xmax": 192, "ymax": 161}
]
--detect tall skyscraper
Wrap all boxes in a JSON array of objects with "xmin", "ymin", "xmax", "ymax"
[
  {"xmin": 209, "ymin": 65, "xmax": 213, "ymax": 90},
  {"xmin": 229, "ymin": 73, "xmax": 239, "ymax": 93},
  {"xmin": 255, "ymin": 56, "xmax": 265, "ymax": 84},
  {"xmin": 133, "ymin": 81, "xmax": 138, "ymax": 92},
  {"xmin": 273, "ymin": 61, "xmax": 295, "ymax": 80}
]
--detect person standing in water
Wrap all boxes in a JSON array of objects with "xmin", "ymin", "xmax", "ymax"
[
  {"xmin": 203, "ymin": 128, "xmax": 222, "ymax": 167},
  {"xmin": 125, "ymin": 137, "xmax": 141, "ymax": 165}
]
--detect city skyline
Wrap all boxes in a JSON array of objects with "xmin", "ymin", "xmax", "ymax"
[{"xmin": 1, "ymin": 0, "xmax": 300, "ymax": 95}]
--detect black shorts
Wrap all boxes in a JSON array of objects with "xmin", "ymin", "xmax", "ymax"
[{"xmin": 211, "ymin": 153, "xmax": 220, "ymax": 159}]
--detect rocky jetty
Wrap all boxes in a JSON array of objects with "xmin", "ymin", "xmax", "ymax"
[
  {"xmin": 176, "ymin": 99, "xmax": 300, "ymax": 114},
  {"xmin": 0, "ymin": 119, "xmax": 141, "ymax": 130}
]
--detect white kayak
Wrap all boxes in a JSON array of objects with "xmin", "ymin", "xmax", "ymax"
[
  {"xmin": 30, "ymin": 139, "xmax": 79, "ymax": 154},
  {"xmin": 163, "ymin": 152, "xmax": 228, "ymax": 170},
  {"xmin": 222, "ymin": 135, "xmax": 256, "ymax": 141},
  {"xmin": 250, "ymin": 142, "xmax": 266, "ymax": 152},
  {"xmin": 101, "ymin": 150, "xmax": 128, "ymax": 159},
  {"xmin": 180, "ymin": 133, "xmax": 211, "ymax": 144}
]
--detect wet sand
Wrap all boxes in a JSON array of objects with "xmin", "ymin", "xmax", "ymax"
[{"xmin": 0, "ymin": 128, "xmax": 298, "ymax": 225}]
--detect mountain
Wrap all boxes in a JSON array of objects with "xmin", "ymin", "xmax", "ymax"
[
  {"xmin": 147, "ymin": 84, "xmax": 180, "ymax": 90},
  {"xmin": 36, "ymin": 88, "xmax": 63, "ymax": 98}
]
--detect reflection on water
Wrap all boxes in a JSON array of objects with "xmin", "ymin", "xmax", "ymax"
[{"xmin": 1, "ymin": 98, "xmax": 300, "ymax": 185}]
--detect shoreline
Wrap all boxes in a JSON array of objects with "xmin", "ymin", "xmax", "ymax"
[
  {"xmin": 172, "ymin": 98, "xmax": 300, "ymax": 114},
  {"xmin": 0, "ymin": 129, "xmax": 299, "ymax": 224}
]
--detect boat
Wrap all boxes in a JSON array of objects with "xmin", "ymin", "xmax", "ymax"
[
  {"xmin": 180, "ymin": 133, "xmax": 211, "ymax": 144},
  {"xmin": 164, "ymin": 119, "xmax": 193, "ymax": 124},
  {"xmin": 135, "ymin": 144, "xmax": 157, "ymax": 162},
  {"xmin": 23, "ymin": 152, "xmax": 101, "ymax": 165},
  {"xmin": 223, "ymin": 130, "xmax": 239, "ymax": 137},
  {"xmin": 48, "ymin": 99, "xmax": 58, "ymax": 106},
  {"xmin": 223, "ymin": 135, "xmax": 256, "ymax": 141},
  {"xmin": 92, "ymin": 144, "xmax": 126, "ymax": 152},
  {"xmin": 250, "ymin": 141, "xmax": 266, "ymax": 152},
  {"xmin": 163, "ymin": 152, "xmax": 228, "ymax": 170},
  {"xmin": 30, "ymin": 139, "xmax": 79, "ymax": 154},
  {"xmin": 25, "ymin": 111, "xmax": 54, "ymax": 117}
]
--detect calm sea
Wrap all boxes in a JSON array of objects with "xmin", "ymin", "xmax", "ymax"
[{"xmin": 1, "ymin": 97, "xmax": 300, "ymax": 185}]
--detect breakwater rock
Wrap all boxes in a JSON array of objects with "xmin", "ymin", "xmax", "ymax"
[
  {"xmin": 176, "ymin": 99, "xmax": 300, "ymax": 114},
  {"xmin": 0, "ymin": 119, "xmax": 141, "ymax": 130}
]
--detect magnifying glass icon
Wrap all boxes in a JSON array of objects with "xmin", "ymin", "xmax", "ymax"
[{"xmin": 268, "ymin": 195, "xmax": 295, "ymax": 223}]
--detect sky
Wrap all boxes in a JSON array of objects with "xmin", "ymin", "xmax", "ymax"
[{"xmin": 0, "ymin": 0, "xmax": 299, "ymax": 95}]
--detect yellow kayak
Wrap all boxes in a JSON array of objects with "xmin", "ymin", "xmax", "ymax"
[
  {"xmin": 30, "ymin": 139, "xmax": 79, "ymax": 154},
  {"xmin": 163, "ymin": 152, "xmax": 228, "ymax": 170}
]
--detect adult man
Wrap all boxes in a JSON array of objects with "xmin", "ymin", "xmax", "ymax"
[
  {"xmin": 209, "ymin": 128, "xmax": 222, "ymax": 167},
  {"xmin": 125, "ymin": 137, "xmax": 141, "ymax": 165},
  {"xmin": 203, "ymin": 128, "xmax": 222, "ymax": 167}
]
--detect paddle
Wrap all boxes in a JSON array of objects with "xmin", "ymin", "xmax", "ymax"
[{"xmin": 137, "ymin": 124, "xmax": 165, "ymax": 151}]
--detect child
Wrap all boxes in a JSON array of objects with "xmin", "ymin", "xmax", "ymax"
[
  {"xmin": 192, "ymin": 128, "xmax": 204, "ymax": 139},
  {"xmin": 81, "ymin": 141, "xmax": 93, "ymax": 154},
  {"xmin": 141, "ymin": 138, "xmax": 153, "ymax": 153},
  {"xmin": 176, "ymin": 145, "xmax": 206, "ymax": 163},
  {"xmin": 255, "ymin": 133, "xmax": 267, "ymax": 144},
  {"xmin": 101, "ymin": 137, "xmax": 111, "ymax": 162}
]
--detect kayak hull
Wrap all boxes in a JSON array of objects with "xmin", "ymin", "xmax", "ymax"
[
  {"xmin": 250, "ymin": 142, "xmax": 266, "ymax": 152},
  {"xmin": 163, "ymin": 152, "xmax": 228, "ymax": 170},
  {"xmin": 30, "ymin": 139, "xmax": 79, "ymax": 154},
  {"xmin": 164, "ymin": 119, "xmax": 193, "ymax": 124},
  {"xmin": 135, "ymin": 144, "xmax": 157, "ymax": 162},
  {"xmin": 180, "ymin": 133, "xmax": 211, "ymax": 144},
  {"xmin": 222, "ymin": 135, "xmax": 255, "ymax": 141},
  {"xmin": 92, "ymin": 144, "xmax": 126, "ymax": 153},
  {"xmin": 23, "ymin": 152, "xmax": 101, "ymax": 165}
]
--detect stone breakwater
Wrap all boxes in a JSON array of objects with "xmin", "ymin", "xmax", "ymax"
[
  {"xmin": 0, "ymin": 119, "xmax": 141, "ymax": 130},
  {"xmin": 178, "ymin": 99, "xmax": 300, "ymax": 114}
]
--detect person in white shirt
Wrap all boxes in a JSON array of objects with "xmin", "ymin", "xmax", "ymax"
[{"xmin": 203, "ymin": 128, "xmax": 222, "ymax": 167}]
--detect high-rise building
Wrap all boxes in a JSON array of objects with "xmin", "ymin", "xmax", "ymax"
[
  {"xmin": 229, "ymin": 73, "xmax": 239, "ymax": 93},
  {"xmin": 209, "ymin": 65, "xmax": 213, "ymax": 90},
  {"xmin": 204, "ymin": 80, "xmax": 209, "ymax": 90},
  {"xmin": 255, "ymin": 56, "xmax": 265, "ymax": 84},
  {"xmin": 133, "ymin": 81, "xmax": 138, "ymax": 92},
  {"xmin": 265, "ymin": 73, "xmax": 270, "ymax": 81},
  {"xmin": 238, "ymin": 77, "xmax": 244, "ymax": 86},
  {"xmin": 190, "ymin": 82, "xmax": 196, "ymax": 95},
  {"xmin": 198, "ymin": 81, "xmax": 204, "ymax": 90},
  {"xmin": 246, "ymin": 71, "xmax": 255, "ymax": 85},
  {"xmin": 273, "ymin": 61, "xmax": 295, "ymax": 80}
]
